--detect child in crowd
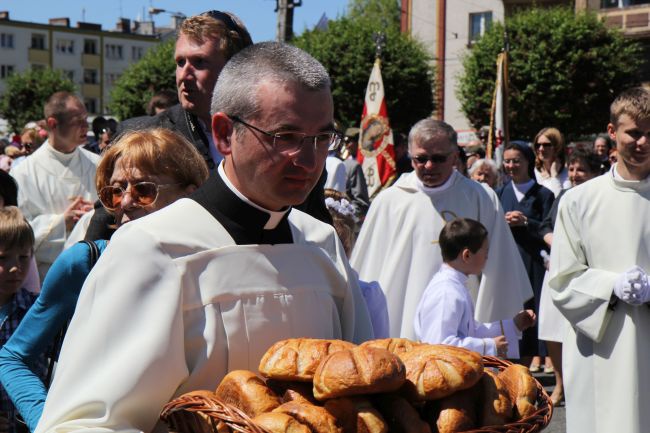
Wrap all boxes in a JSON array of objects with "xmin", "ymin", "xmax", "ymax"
[
  {"xmin": 414, "ymin": 217, "xmax": 535, "ymax": 357},
  {"xmin": 0, "ymin": 207, "xmax": 44, "ymax": 433},
  {"xmin": 324, "ymin": 189, "xmax": 389, "ymax": 338}
]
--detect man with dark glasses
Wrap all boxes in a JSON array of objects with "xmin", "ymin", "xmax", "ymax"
[
  {"xmin": 35, "ymin": 42, "xmax": 373, "ymax": 433},
  {"xmin": 352, "ymin": 118, "xmax": 532, "ymax": 343}
]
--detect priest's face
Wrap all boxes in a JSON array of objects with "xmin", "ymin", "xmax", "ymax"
[
  {"xmin": 55, "ymin": 99, "xmax": 88, "ymax": 150},
  {"xmin": 608, "ymin": 114, "xmax": 650, "ymax": 176},
  {"xmin": 410, "ymin": 135, "xmax": 458, "ymax": 187},
  {"xmin": 220, "ymin": 80, "xmax": 334, "ymax": 211}
]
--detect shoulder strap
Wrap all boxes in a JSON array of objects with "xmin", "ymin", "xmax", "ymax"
[{"xmin": 45, "ymin": 240, "xmax": 103, "ymax": 388}]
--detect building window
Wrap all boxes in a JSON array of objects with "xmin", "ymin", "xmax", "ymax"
[
  {"xmin": 0, "ymin": 65, "xmax": 15, "ymax": 79},
  {"xmin": 85, "ymin": 98, "xmax": 98, "ymax": 114},
  {"xmin": 31, "ymin": 34, "xmax": 46, "ymax": 50},
  {"xmin": 469, "ymin": 12, "xmax": 492, "ymax": 45},
  {"xmin": 131, "ymin": 46, "xmax": 144, "ymax": 61},
  {"xmin": 601, "ymin": 0, "xmax": 650, "ymax": 7},
  {"xmin": 84, "ymin": 39, "xmax": 97, "ymax": 55},
  {"xmin": 56, "ymin": 39, "xmax": 75, "ymax": 54},
  {"xmin": 105, "ymin": 72, "xmax": 121, "ymax": 86},
  {"xmin": 105, "ymin": 44, "xmax": 123, "ymax": 60},
  {"xmin": 63, "ymin": 70, "xmax": 75, "ymax": 81},
  {"xmin": 84, "ymin": 69, "xmax": 98, "ymax": 84},
  {"xmin": 0, "ymin": 33, "xmax": 14, "ymax": 49},
  {"xmin": 31, "ymin": 64, "xmax": 46, "ymax": 71}
]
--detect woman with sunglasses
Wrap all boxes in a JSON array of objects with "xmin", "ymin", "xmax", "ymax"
[
  {"xmin": 0, "ymin": 128, "xmax": 208, "ymax": 433},
  {"xmin": 532, "ymin": 127, "xmax": 571, "ymax": 197},
  {"xmin": 497, "ymin": 141, "xmax": 555, "ymax": 370}
]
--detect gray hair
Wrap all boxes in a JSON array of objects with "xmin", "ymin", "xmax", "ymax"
[
  {"xmin": 408, "ymin": 118, "xmax": 457, "ymax": 152},
  {"xmin": 468, "ymin": 158, "xmax": 499, "ymax": 177},
  {"xmin": 211, "ymin": 42, "xmax": 331, "ymax": 122}
]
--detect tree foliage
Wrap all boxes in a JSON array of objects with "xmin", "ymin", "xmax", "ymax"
[
  {"xmin": 293, "ymin": 1, "xmax": 434, "ymax": 134},
  {"xmin": 108, "ymin": 38, "xmax": 176, "ymax": 120},
  {"xmin": 0, "ymin": 68, "xmax": 75, "ymax": 134},
  {"xmin": 458, "ymin": 7, "xmax": 644, "ymax": 139}
]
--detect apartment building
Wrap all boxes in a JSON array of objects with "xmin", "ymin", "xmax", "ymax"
[
  {"xmin": 0, "ymin": 11, "xmax": 162, "ymax": 116},
  {"xmin": 400, "ymin": 1, "xmax": 645, "ymax": 138}
]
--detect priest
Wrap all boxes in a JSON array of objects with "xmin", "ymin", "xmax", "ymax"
[
  {"xmin": 351, "ymin": 118, "xmax": 532, "ymax": 340},
  {"xmin": 35, "ymin": 42, "xmax": 373, "ymax": 433},
  {"xmin": 11, "ymin": 92, "xmax": 99, "ymax": 278},
  {"xmin": 549, "ymin": 87, "xmax": 650, "ymax": 433}
]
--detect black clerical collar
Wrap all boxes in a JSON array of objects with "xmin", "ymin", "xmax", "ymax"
[{"xmin": 189, "ymin": 169, "xmax": 294, "ymax": 245}]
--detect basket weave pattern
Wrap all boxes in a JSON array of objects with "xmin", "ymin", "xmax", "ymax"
[{"xmin": 160, "ymin": 356, "xmax": 553, "ymax": 433}]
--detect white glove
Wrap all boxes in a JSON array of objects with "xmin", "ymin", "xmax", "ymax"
[{"xmin": 613, "ymin": 266, "xmax": 650, "ymax": 305}]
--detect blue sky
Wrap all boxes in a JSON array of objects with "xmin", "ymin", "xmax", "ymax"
[{"xmin": 1, "ymin": 0, "xmax": 350, "ymax": 41}]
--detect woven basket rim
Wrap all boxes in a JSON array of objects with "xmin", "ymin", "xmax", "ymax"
[{"xmin": 160, "ymin": 356, "xmax": 552, "ymax": 433}]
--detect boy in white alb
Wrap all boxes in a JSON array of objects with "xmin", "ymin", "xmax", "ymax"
[{"xmin": 414, "ymin": 217, "xmax": 535, "ymax": 358}]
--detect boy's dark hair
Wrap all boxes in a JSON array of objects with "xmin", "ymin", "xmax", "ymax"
[{"xmin": 439, "ymin": 217, "xmax": 488, "ymax": 262}]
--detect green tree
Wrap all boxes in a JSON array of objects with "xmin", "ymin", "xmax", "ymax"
[
  {"xmin": 459, "ymin": 7, "xmax": 644, "ymax": 140},
  {"xmin": 108, "ymin": 38, "xmax": 176, "ymax": 120},
  {"xmin": 293, "ymin": 4, "xmax": 434, "ymax": 134},
  {"xmin": 0, "ymin": 68, "xmax": 75, "ymax": 134}
]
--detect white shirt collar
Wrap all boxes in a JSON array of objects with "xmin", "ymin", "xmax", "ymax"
[
  {"xmin": 512, "ymin": 178, "xmax": 535, "ymax": 202},
  {"xmin": 439, "ymin": 263, "xmax": 469, "ymax": 285},
  {"xmin": 415, "ymin": 170, "xmax": 457, "ymax": 195},
  {"xmin": 217, "ymin": 162, "xmax": 289, "ymax": 230}
]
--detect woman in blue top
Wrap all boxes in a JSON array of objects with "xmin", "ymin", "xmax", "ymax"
[{"xmin": 0, "ymin": 128, "xmax": 209, "ymax": 432}]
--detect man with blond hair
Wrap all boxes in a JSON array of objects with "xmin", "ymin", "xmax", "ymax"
[
  {"xmin": 550, "ymin": 87, "xmax": 650, "ymax": 433},
  {"xmin": 117, "ymin": 11, "xmax": 252, "ymax": 171}
]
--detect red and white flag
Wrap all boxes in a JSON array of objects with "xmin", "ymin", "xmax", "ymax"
[{"xmin": 357, "ymin": 58, "xmax": 396, "ymax": 198}]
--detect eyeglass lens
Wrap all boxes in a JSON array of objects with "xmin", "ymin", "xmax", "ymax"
[
  {"xmin": 413, "ymin": 154, "xmax": 449, "ymax": 164},
  {"xmin": 99, "ymin": 182, "xmax": 159, "ymax": 210}
]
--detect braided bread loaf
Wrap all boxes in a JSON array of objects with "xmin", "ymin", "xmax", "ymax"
[
  {"xmin": 398, "ymin": 344, "xmax": 484, "ymax": 401},
  {"xmin": 313, "ymin": 346, "xmax": 406, "ymax": 400},
  {"xmin": 259, "ymin": 339, "xmax": 355, "ymax": 382},
  {"xmin": 359, "ymin": 338, "xmax": 423, "ymax": 355}
]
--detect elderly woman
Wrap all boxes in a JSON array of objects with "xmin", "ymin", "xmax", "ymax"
[
  {"xmin": 0, "ymin": 129, "xmax": 208, "ymax": 433},
  {"xmin": 497, "ymin": 141, "xmax": 555, "ymax": 370},
  {"xmin": 538, "ymin": 149, "xmax": 602, "ymax": 406},
  {"xmin": 533, "ymin": 127, "xmax": 571, "ymax": 197},
  {"xmin": 468, "ymin": 158, "xmax": 500, "ymax": 189}
]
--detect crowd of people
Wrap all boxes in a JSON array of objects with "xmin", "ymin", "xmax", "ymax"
[{"xmin": 0, "ymin": 9, "xmax": 647, "ymax": 433}]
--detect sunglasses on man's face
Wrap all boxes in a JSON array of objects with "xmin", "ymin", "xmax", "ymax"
[
  {"xmin": 99, "ymin": 181, "xmax": 181, "ymax": 211},
  {"xmin": 411, "ymin": 153, "xmax": 452, "ymax": 164}
]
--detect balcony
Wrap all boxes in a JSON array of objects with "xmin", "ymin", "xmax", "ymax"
[
  {"xmin": 81, "ymin": 83, "xmax": 101, "ymax": 98},
  {"xmin": 599, "ymin": 4, "xmax": 650, "ymax": 37},
  {"xmin": 28, "ymin": 48, "xmax": 49, "ymax": 65},
  {"xmin": 82, "ymin": 53, "xmax": 101, "ymax": 69}
]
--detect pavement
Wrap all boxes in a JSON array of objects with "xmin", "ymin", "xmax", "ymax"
[{"xmin": 532, "ymin": 371, "xmax": 566, "ymax": 433}]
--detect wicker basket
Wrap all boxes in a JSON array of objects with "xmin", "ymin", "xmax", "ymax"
[{"xmin": 160, "ymin": 356, "xmax": 553, "ymax": 433}]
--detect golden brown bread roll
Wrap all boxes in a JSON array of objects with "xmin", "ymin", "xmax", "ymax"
[
  {"xmin": 373, "ymin": 394, "xmax": 432, "ymax": 433},
  {"xmin": 359, "ymin": 338, "xmax": 423, "ymax": 355},
  {"xmin": 498, "ymin": 364, "xmax": 537, "ymax": 420},
  {"xmin": 259, "ymin": 339, "xmax": 356, "ymax": 382},
  {"xmin": 266, "ymin": 379, "xmax": 319, "ymax": 405},
  {"xmin": 253, "ymin": 412, "xmax": 313, "ymax": 433},
  {"xmin": 398, "ymin": 345, "xmax": 484, "ymax": 401},
  {"xmin": 214, "ymin": 370, "xmax": 281, "ymax": 418},
  {"xmin": 435, "ymin": 388, "xmax": 478, "ymax": 433},
  {"xmin": 273, "ymin": 402, "xmax": 342, "ymax": 433},
  {"xmin": 313, "ymin": 346, "xmax": 406, "ymax": 400},
  {"xmin": 479, "ymin": 370, "xmax": 512, "ymax": 426},
  {"xmin": 324, "ymin": 397, "xmax": 387, "ymax": 433}
]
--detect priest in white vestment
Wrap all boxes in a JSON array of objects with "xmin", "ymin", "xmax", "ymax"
[
  {"xmin": 35, "ymin": 42, "xmax": 373, "ymax": 433},
  {"xmin": 549, "ymin": 87, "xmax": 650, "ymax": 433},
  {"xmin": 11, "ymin": 92, "xmax": 98, "ymax": 278},
  {"xmin": 351, "ymin": 118, "xmax": 532, "ymax": 340}
]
